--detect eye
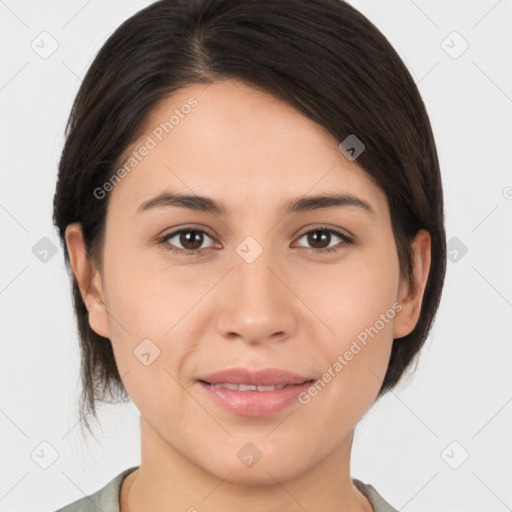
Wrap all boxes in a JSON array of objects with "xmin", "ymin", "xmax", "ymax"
[
  {"xmin": 293, "ymin": 227, "xmax": 354, "ymax": 254},
  {"xmin": 157, "ymin": 226, "xmax": 354, "ymax": 257},
  {"xmin": 157, "ymin": 228, "xmax": 216, "ymax": 256}
]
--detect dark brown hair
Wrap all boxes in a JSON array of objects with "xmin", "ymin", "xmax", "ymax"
[{"xmin": 53, "ymin": 0, "xmax": 446, "ymax": 435}]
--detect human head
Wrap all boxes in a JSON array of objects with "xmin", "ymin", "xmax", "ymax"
[{"xmin": 53, "ymin": 0, "xmax": 446, "ymax": 446}]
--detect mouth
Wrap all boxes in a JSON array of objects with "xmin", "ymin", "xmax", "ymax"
[
  {"xmin": 196, "ymin": 367, "xmax": 315, "ymax": 417},
  {"xmin": 204, "ymin": 382, "xmax": 294, "ymax": 391}
]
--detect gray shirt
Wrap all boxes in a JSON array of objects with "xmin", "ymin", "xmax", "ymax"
[{"xmin": 54, "ymin": 466, "xmax": 399, "ymax": 512}]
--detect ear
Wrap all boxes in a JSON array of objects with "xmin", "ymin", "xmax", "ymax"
[
  {"xmin": 65, "ymin": 223, "xmax": 111, "ymax": 339},
  {"xmin": 393, "ymin": 229, "xmax": 431, "ymax": 339}
]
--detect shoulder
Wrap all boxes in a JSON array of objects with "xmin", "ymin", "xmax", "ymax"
[
  {"xmin": 53, "ymin": 466, "xmax": 140, "ymax": 512},
  {"xmin": 352, "ymin": 478, "xmax": 399, "ymax": 512}
]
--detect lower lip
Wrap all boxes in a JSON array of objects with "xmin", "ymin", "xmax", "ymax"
[{"xmin": 198, "ymin": 381, "xmax": 313, "ymax": 417}]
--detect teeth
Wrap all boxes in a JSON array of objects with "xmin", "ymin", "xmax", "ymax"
[{"xmin": 210, "ymin": 382, "xmax": 288, "ymax": 391}]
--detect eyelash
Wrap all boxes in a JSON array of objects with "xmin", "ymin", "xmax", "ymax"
[{"xmin": 156, "ymin": 226, "xmax": 354, "ymax": 257}]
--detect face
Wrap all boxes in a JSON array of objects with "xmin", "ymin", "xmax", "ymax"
[{"xmin": 67, "ymin": 80, "xmax": 430, "ymax": 484}]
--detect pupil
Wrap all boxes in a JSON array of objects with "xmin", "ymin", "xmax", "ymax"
[
  {"xmin": 309, "ymin": 230, "xmax": 329, "ymax": 249},
  {"xmin": 181, "ymin": 230, "xmax": 203, "ymax": 250}
]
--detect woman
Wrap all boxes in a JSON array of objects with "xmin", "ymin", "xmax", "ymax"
[{"xmin": 52, "ymin": 0, "xmax": 446, "ymax": 510}]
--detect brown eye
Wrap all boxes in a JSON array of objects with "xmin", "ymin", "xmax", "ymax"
[
  {"xmin": 295, "ymin": 227, "xmax": 353, "ymax": 254},
  {"xmin": 177, "ymin": 230, "xmax": 206, "ymax": 250},
  {"xmin": 159, "ymin": 229, "xmax": 216, "ymax": 256}
]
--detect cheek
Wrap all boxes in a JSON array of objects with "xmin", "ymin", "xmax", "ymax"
[
  {"xmin": 101, "ymin": 264, "xmax": 195, "ymax": 419},
  {"xmin": 308, "ymin": 241, "xmax": 400, "ymax": 342},
  {"xmin": 103, "ymin": 247, "xmax": 193, "ymax": 336},
  {"xmin": 100, "ymin": 250, "xmax": 207, "ymax": 398},
  {"xmin": 306, "ymin": 243, "xmax": 400, "ymax": 397}
]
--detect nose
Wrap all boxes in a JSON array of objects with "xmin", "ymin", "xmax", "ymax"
[{"xmin": 214, "ymin": 246, "xmax": 298, "ymax": 346}]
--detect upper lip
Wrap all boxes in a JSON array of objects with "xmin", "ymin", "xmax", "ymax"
[{"xmin": 198, "ymin": 367, "xmax": 313, "ymax": 386}]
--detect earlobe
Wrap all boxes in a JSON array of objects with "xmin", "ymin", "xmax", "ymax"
[
  {"xmin": 65, "ymin": 223, "xmax": 111, "ymax": 339},
  {"xmin": 393, "ymin": 229, "xmax": 431, "ymax": 339}
]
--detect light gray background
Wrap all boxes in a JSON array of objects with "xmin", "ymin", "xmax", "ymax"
[{"xmin": 1, "ymin": 1, "xmax": 511, "ymax": 511}]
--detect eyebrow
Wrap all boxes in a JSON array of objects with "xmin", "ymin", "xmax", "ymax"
[{"xmin": 135, "ymin": 191, "xmax": 376, "ymax": 218}]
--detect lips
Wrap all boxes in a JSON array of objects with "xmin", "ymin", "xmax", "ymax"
[
  {"xmin": 198, "ymin": 367, "xmax": 313, "ymax": 387},
  {"xmin": 197, "ymin": 367, "xmax": 315, "ymax": 417}
]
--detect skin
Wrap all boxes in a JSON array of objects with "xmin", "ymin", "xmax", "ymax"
[{"xmin": 65, "ymin": 80, "xmax": 431, "ymax": 512}]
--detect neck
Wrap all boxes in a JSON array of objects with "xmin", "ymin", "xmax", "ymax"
[{"xmin": 121, "ymin": 417, "xmax": 372, "ymax": 512}]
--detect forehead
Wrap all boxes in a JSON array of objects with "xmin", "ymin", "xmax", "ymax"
[{"xmin": 110, "ymin": 80, "xmax": 388, "ymax": 220}]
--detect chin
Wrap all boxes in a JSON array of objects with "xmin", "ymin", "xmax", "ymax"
[{"xmin": 199, "ymin": 451, "xmax": 309, "ymax": 486}]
